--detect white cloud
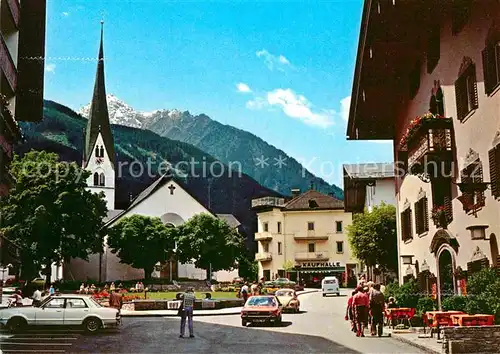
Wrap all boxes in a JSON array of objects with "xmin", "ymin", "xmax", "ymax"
[
  {"xmin": 247, "ymin": 88, "xmax": 333, "ymax": 128},
  {"xmin": 62, "ymin": 12, "xmax": 69, "ymax": 16},
  {"xmin": 45, "ymin": 63, "xmax": 56, "ymax": 73},
  {"xmin": 236, "ymin": 83, "xmax": 252, "ymax": 93},
  {"xmin": 340, "ymin": 96, "xmax": 351, "ymax": 121},
  {"xmin": 256, "ymin": 49, "xmax": 293, "ymax": 72}
]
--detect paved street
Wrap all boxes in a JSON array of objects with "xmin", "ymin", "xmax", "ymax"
[{"xmin": 0, "ymin": 291, "xmax": 424, "ymax": 353}]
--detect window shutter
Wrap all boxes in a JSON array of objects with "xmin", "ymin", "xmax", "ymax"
[
  {"xmin": 414, "ymin": 202, "xmax": 421, "ymax": 235},
  {"xmin": 495, "ymin": 43, "xmax": 500, "ymax": 85},
  {"xmin": 444, "ymin": 185, "xmax": 453, "ymax": 222},
  {"xmin": 409, "ymin": 209, "xmax": 413, "ymax": 238},
  {"xmin": 455, "ymin": 75, "xmax": 467, "ymax": 121},
  {"xmin": 423, "ymin": 197, "xmax": 429, "ymax": 232},
  {"xmin": 469, "ymin": 64, "xmax": 479, "ymax": 109},
  {"xmin": 490, "ymin": 148, "xmax": 500, "ymax": 197},
  {"xmin": 483, "ymin": 47, "xmax": 495, "ymax": 95}
]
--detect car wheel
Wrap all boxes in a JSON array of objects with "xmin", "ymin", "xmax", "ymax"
[
  {"xmin": 337, "ymin": 292, "xmax": 341, "ymax": 296},
  {"xmin": 83, "ymin": 317, "xmax": 102, "ymax": 334},
  {"xmin": 241, "ymin": 319, "xmax": 246, "ymax": 327},
  {"xmin": 7, "ymin": 317, "xmax": 27, "ymax": 333},
  {"xmin": 322, "ymin": 294, "xmax": 326, "ymax": 297},
  {"xmin": 274, "ymin": 316, "xmax": 282, "ymax": 326}
]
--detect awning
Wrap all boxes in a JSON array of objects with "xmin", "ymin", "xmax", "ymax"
[{"xmin": 295, "ymin": 267, "xmax": 346, "ymax": 274}]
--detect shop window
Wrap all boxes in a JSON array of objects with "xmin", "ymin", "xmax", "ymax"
[
  {"xmin": 307, "ymin": 222, "xmax": 315, "ymax": 231},
  {"xmin": 336, "ymin": 221, "xmax": 343, "ymax": 233},
  {"xmin": 401, "ymin": 206, "xmax": 413, "ymax": 242},
  {"xmin": 415, "ymin": 195, "xmax": 429, "ymax": 236},
  {"xmin": 263, "ymin": 222, "xmax": 268, "ymax": 232},
  {"xmin": 278, "ymin": 242, "xmax": 282, "ymax": 255},
  {"xmin": 452, "ymin": 0, "xmax": 472, "ymax": 35},
  {"xmin": 460, "ymin": 159, "xmax": 485, "ymax": 213},
  {"xmin": 482, "ymin": 28, "xmax": 500, "ymax": 95},
  {"xmin": 427, "ymin": 23, "xmax": 440, "ymax": 73},
  {"xmin": 308, "ymin": 243, "xmax": 315, "ymax": 253},
  {"xmin": 455, "ymin": 57, "xmax": 478, "ymax": 121},
  {"xmin": 488, "ymin": 145, "xmax": 500, "ymax": 198},
  {"xmin": 277, "ymin": 222, "xmax": 282, "ymax": 234},
  {"xmin": 336, "ymin": 241, "xmax": 344, "ymax": 254}
]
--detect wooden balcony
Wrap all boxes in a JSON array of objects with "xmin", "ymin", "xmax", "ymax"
[
  {"xmin": 0, "ymin": 35, "xmax": 17, "ymax": 92},
  {"xmin": 255, "ymin": 232, "xmax": 273, "ymax": 242},
  {"xmin": 295, "ymin": 251, "xmax": 329, "ymax": 261},
  {"xmin": 404, "ymin": 117, "xmax": 454, "ymax": 180},
  {"xmin": 255, "ymin": 252, "xmax": 272, "ymax": 262}
]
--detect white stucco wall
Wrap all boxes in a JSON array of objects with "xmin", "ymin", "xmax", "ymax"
[
  {"xmin": 85, "ymin": 132, "xmax": 115, "ymax": 210},
  {"xmin": 366, "ymin": 178, "xmax": 396, "ymax": 212},
  {"xmin": 394, "ymin": 4, "xmax": 500, "ymax": 282},
  {"xmin": 256, "ymin": 208, "xmax": 358, "ymax": 279}
]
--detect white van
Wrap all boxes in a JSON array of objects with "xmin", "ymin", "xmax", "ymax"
[{"xmin": 321, "ymin": 276, "xmax": 340, "ymax": 296}]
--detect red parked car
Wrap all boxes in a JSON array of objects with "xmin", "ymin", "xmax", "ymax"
[{"xmin": 241, "ymin": 295, "xmax": 283, "ymax": 327}]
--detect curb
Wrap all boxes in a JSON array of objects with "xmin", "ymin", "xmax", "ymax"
[
  {"xmin": 122, "ymin": 289, "xmax": 321, "ymax": 317},
  {"xmin": 390, "ymin": 333, "xmax": 441, "ymax": 354}
]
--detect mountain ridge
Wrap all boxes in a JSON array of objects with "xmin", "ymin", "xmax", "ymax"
[{"xmin": 78, "ymin": 95, "xmax": 344, "ymax": 199}]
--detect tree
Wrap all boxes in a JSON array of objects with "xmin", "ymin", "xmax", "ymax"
[
  {"xmin": 347, "ymin": 202, "xmax": 398, "ymax": 273},
  {"xmin": 0, "ymin": 151, "xmax": 108, "ymax": 287},
  {"xmin": 282, "ymin": 260, "xmax": 294, "ymax": 279},
  {"xmin": 175, "ymin": 213, "xmax": 244, "ymax": 279},
  {"xmin": 107, "ymin": 215, "xmax": 176, "ymax": 280},
  {"xmin": 237, "ymin": 251, "xmax": 258, "ymax": 281}
]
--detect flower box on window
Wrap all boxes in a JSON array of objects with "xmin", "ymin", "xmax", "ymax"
[
  {"xmin": 400, "ymin": 113, "xmax": 453, "ymax": 179},
  {"xmin": 431, "ymin": 205, "xmax": 450, "ymax": 229}
]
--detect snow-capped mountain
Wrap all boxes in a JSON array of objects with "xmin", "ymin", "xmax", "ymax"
[{"xmin": 79, "ymin": 94, "xmax": 184, "ymax": 128}]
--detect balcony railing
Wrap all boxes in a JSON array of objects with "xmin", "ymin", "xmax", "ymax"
[
  {"xmin": 294, "ymin": 234, "xmax": 329, "ymax": 241},
  {"xmin": 295, "ymin": 251, "xmax": 329, "ymax": 261},
  {"xmin": 402, "ymin": 116, "xmax": 454, "ymax": 181},
  {"xmin": 255, "ymin": 232, "xmax": 273, "ymax": 241},
  {"xmin": 0, "ymin": 35, "xmax": 17, "ymax": 91},
  {"xmin": 251, "ymin": 197, "xmax": 286, "ymax": 209},
  {"xmin": 255, "ymin": 252, "xmax": 272, "ymax": 262}
]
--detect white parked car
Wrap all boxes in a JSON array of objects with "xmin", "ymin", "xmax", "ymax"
[
  {"xmin": 321, "ymin": 276, "xmax": 340, "ymax": 296},
  {"xmin": 0, "ymin": 294, "xmax": 121, "ymax": 333}
]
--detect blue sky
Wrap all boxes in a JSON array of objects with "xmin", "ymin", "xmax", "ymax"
[{"xmin": 44, "ymin": 0, "xmax": 392, "ymax": 187}]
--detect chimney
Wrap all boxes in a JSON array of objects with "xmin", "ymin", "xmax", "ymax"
[{"xmin": 291, "ymin": 188, "xmax": 300, "ymax": 198}]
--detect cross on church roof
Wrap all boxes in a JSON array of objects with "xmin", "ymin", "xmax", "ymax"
[{"xmin": 168, "ymin": 184, "xmax": 176, "ymax": 195}]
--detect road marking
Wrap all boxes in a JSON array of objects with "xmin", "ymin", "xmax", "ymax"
[{"xmin": 0, "ymin": 342, "xmax": 73, "ymax": 346}]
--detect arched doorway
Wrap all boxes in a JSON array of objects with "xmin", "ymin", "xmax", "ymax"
[
  {"xmin": 159, "ymin": 213, "xmax": 185, "ymax": 280},
  {"xmin": 438, "ymin": 249, "xmax": 454, "ymax": 297},
  {"xmin": 490, "ymin": 234, "xmax": 499, "ymax": 267}
]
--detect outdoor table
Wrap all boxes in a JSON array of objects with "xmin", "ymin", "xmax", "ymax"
[
  {"xmin": 450, "ymin": 314, "xmax": 495, "ymax": 327},
  {"xmin": 385, "ymin": 307, "xmax": 415, "ymax": 328},
  {"xmin": 424, "ymin": 311, "xmax": 464, "ymax": 339}
]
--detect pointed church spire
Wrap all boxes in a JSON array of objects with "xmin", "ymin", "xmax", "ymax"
[{"xmin": 85, "ymin": 21, "xmax": 115, "ymax": 167}]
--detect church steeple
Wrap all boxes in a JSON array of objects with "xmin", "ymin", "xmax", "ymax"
[{"xmin": 85, "ymin": 21, "xmax": 115, "ymax": 168}]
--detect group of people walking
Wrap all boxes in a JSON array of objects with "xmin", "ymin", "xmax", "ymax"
[{"xmin": 346, "ymin": 281, "xmax": 395, "ymax": 337}]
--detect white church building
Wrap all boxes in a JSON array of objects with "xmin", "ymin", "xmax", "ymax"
[{"xmin": 64, "ymin": 23, "xmax": 239, "ymax": 283}]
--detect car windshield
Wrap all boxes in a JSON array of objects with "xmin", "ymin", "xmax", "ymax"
[
  {"xmin": 324, "ymin": 279, "xmax": 337, "ymax": 284},
  {"xmin": 275, "ymin": 290, "xmax": 293, "ymax": 297},
  {"xmin": 247, "ymin": 297, "xmax": 276, "ymax": 307},
  {"xmin": 276, "ymin": 278, "xmax": 289, "ymax": 282}
]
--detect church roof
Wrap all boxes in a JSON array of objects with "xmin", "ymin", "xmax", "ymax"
[
  {"xmin": 283, "ymin": 190, "xmax": 344, "ymax": 211},
  {"xmin": 104, "ymin": 209, "xmax": 123, "ymax": 223},
  {"xmin": 85, "ymin": 22, "xmax": 115, "ymax": 167},
  {"xmin": 104, "ymin": 174, "xmax": 241, "ymax": 228}
]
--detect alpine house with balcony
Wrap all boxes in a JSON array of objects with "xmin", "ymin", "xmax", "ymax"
[
  {"xmin": 252, "ymin": 189, "xmax": 359, "ymax": 287},
  {"xmin": 347, "ymin": 0, "xmax": 500, "ymax": 307}
]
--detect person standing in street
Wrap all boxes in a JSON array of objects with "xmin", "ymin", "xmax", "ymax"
[
  {"xmin": 179, "ymin": 287, "xmax": 195, "ymax": 338},
  {"xmin": 345, "ymin": 289, "xmax": 357, "ymax": 333},
  {"xmin": 109, "ymin": 289, "xmax": 122, "ymax": 310},
  {"xmin": 240, "ymin": 282, "xmax": 249, "ymax": 303},
  {"xmin": 369, "ymin": 283, "xmax": 385, "ymax": 337},
  {"xmin": 32, "ymin": 288, "xmax": 42, "ymax": 307},
  {"xmin": 352, "ymin": 286, "xmax": 369, "ymax": 337}
]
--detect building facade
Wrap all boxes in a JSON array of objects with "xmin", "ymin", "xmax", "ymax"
[
  {"xmin": 0, "ymin": 0, "xmax": 46, "ymax": 196},
  {"xmin": 347, "ymin": 0, "xmax": 500, "ymax": 307},
  {"xmin": 0, "ymin": 0, "xmax": 46, "ymax": 278},
  {"xmin": 343, "ymin": 163, "xmax": 396, "ymax": 213},
  {"xmin": 253, "ymin": 190, "xmax": 359, "ymax": 286}
]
